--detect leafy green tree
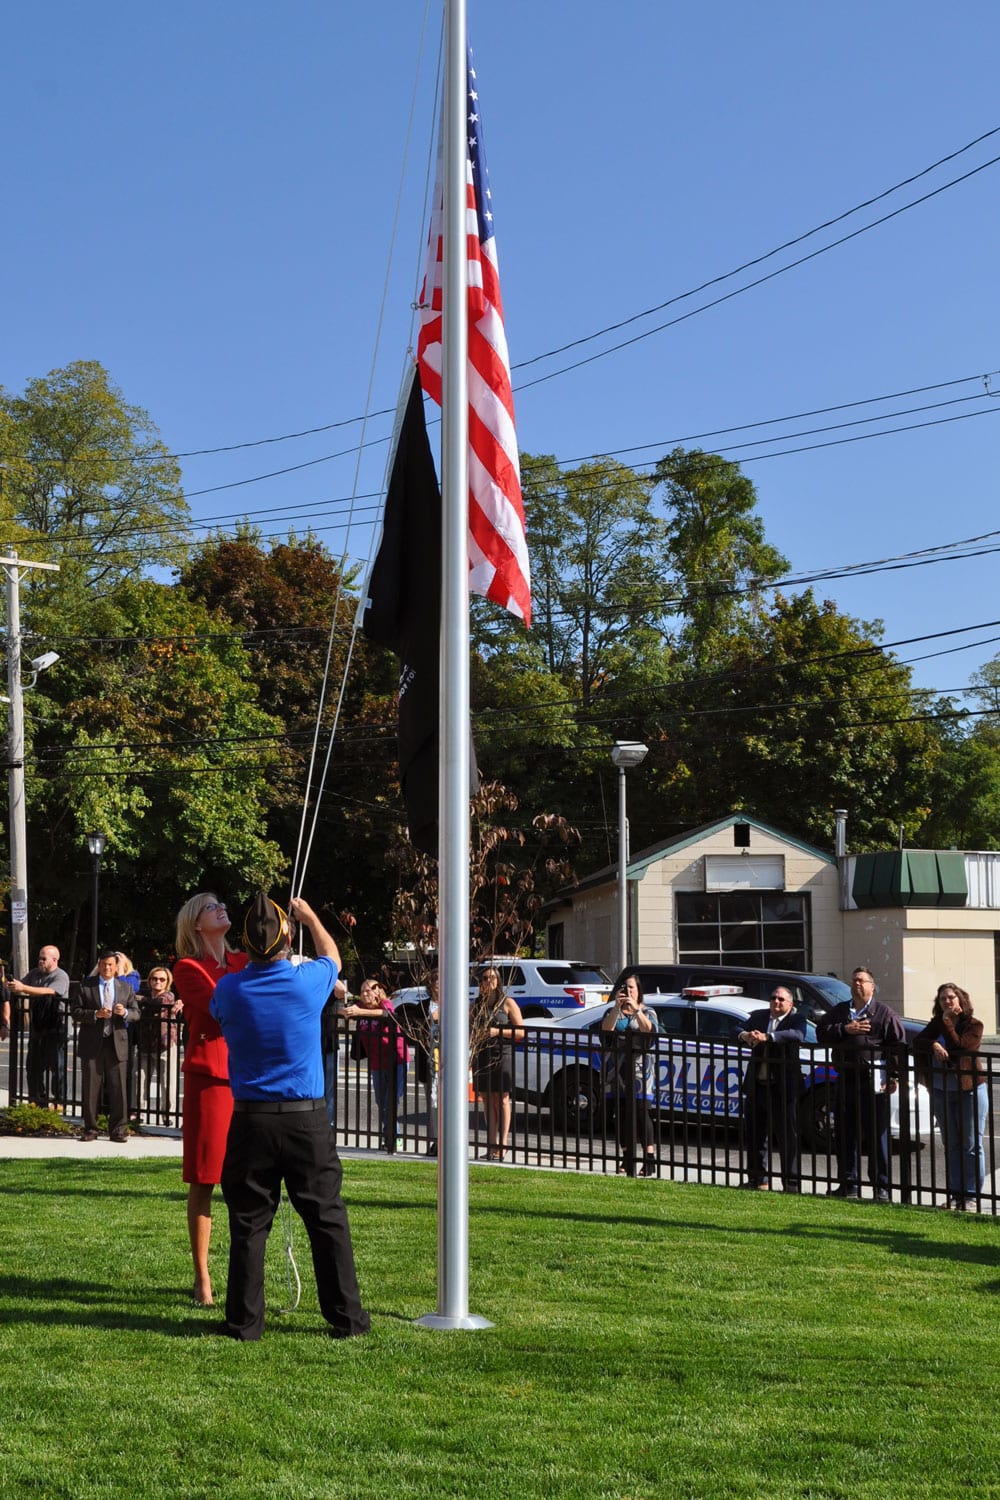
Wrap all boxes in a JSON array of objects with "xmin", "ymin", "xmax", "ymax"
[
  {"xmin": 917, "ymin": 656, "xmax": 1000, "ymax": 848},
  {"xmin": 23, "ymin": 578, "xmax": 286, "ymax": 969},
  {"xmin": 0, "ymin": 362, "xmax": 190, "ymax": 614},
  {"xmin": 654, "ymin": 447, "xmax": 788, "ymax": 667},
  {"xmin": 181, "ymin": 529, "xmax": 403, "ymax": 972},
  {"xmin": 656, "ymin": 591, "xmax": 943, "ymax": 849},
  {"xmin": 503, "ymin": 453, "xmax": 670, "ymax": 708}
]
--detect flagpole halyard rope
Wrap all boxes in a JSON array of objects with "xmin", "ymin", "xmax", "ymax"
[{"xmin": 290, "ymin": 0, "xmax": 438, "ymax": 901}]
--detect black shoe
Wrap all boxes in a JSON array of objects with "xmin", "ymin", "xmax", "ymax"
[
  {"xmin": 827, "ymin": 1185, "xmax": 859, "ymax": 1199},
  {"xmin": 426, "ymin": 1140, "xmax": 438, "ymax": 1156},
  {"xmin": 741, "ymin": 1180, "xmax": 768, "ymax": 1190},
  {"xmin": 640, "ymin": 1156, "xmax": 658, "ymax": 1177},
  {"xmin": 874, "ymin": 1189, "xmax": 891, "ymax": 1204},
  {"xmin": 328, "ymin": 1316, "xmax": 371, "ymax": 1340},
  {"xmin": 211, "ymin": 1322, "xmax": 260, "ymax": 1341}
]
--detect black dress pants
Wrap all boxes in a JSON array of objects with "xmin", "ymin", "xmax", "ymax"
[
  {"xmin": 745, "ymin": 1083, "xmax": 800, "ymax": 1189},
  {"xmin": 220, "ymin": 1104, "xmax": 369, "ymax": 1341},
  {"xmin": 81, "ymin": 1037, "xmax": 127, "ymax": 1132}
]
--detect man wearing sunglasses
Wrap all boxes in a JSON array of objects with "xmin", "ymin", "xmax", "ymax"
[{"xmin": 738, "ymin": 986, "xmax": 806, "ymax": 1193}]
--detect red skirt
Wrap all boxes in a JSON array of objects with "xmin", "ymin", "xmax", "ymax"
[{"xmin": 182, "ymin": 1075, "xmax": 234, "ymax": 1185}]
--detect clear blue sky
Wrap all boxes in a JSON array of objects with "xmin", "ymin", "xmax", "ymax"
[{"xmin": 3, "ymin": 1, "xmax": 998, "ymax": 699}]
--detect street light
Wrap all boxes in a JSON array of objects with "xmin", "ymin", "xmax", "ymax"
[
  {"xmin": 611, "ymin": 741, "xmax": 648, "ymax": 975},
  {"xmin": 86, "ymin": 832, "xmax": 107, "ymax": 969}
]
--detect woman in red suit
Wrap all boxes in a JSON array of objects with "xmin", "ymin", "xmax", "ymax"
[{"xmin": 173, "ymin": 893, "xmax": 247, "ymax": 1306}]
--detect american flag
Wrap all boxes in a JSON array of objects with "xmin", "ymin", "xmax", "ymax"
[{"xmin": 417, "ymin": 46, "xmax": 532, "ymax": 628}]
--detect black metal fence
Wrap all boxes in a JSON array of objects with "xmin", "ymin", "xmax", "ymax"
[{"xmin": 6, "ymin": 1010, "xmax": 999, "ymax": 1212}]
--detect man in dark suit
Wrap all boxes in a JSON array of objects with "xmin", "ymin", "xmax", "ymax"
[
  {"xmin": 815, "ymin": 965, "xmax": 906, "ymax": 1202},
  {"xmin": 73, "ymin": 950, "xmax": 140, "ymax": 1142},
  {"xmin": 738, "ymin": 986, "xmax": 806, "ymax": 1192}
]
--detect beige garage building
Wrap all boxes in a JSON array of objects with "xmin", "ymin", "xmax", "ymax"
[{"xmin": 544, "ymin": 812, "xmax": 1000, "ymax": 1033}]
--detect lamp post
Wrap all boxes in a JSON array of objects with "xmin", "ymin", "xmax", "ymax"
[
  {"xmin": 86, "ymin": 832, "xmax": 107, "ymax": 969},
  {"xmin": 611, "ymin": 741, "xmax": 648, "ymax": 975}
]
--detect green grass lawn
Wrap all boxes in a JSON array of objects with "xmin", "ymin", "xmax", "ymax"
[{"xmin": 0, "ymin": 1157, "xmax": 998, "ymax": 1498}]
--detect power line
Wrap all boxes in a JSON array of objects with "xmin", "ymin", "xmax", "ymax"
[
  {"xmin": 514, "ymin": 126, "xmax": 1000, "ymax": 372},
  {"xmin": 514, "ymin": 150, "xmax": 1000, "ymax": 394},
  {"xmin": 21, "ymin": 132, "xmax": 995, "ymax": 465}
]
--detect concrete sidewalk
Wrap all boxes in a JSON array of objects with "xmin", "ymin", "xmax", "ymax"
[{"xmin": 0, "ymin": 1128, "xmax": 183, "ymax": 1161}]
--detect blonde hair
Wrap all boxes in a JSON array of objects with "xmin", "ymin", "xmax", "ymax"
[
  {"xmin": 147, "ymin": 965, "xmax": 174, "ymax": 989},
  {"xmin": 115, "ymin": 951, "xmax": 135, "ymax": 977},
  {"xmin": 358, "ymin": 977, "xmax": 387, "ymax": 1009},
  {"xmin": 174, "ymin": 893, "xmax": 237, "ymax": 960}
]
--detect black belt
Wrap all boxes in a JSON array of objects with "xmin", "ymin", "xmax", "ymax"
[{"xmin": 232, "ymin": 1098, "xmax": 325, "ymax": 1114}]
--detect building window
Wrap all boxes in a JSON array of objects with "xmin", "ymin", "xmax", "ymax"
[
  {"xmin": 676, "ymin": 891, "xmax": 810, "ymax": 970},
  {"xmin": 547, "ymin": 922, "xmax": 564, "ymax": 959}
]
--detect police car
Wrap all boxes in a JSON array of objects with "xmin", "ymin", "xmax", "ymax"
[
  {"xmin": 514, "ymin": 986, "xmax": 934, "ymax": 1149},
  {"xmin": 390, "ymin": 958, "xmax": 611, "ymax": 1026}
]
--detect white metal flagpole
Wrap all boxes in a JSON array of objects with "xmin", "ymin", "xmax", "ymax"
[{"xmin": 416, "ymin": 0, "xmax": 491, "ymax": 1332}]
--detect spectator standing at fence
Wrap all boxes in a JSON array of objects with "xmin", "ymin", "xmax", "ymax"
[
  {"xmin": 341, "ymin": 978, "xmax": 409, "ymax": 1153},
  {"xmin": 73, "ymin": 950, "xmax": 140, "ymax": 1142},
  {"xmin": 320, "ymin": 977, "xmax": 348, "ymax": 1127},
  {"xmin": 738, "ymin": 986, "xmax": 805, "ymax": 1193},
  {"xmin": 114, "ymin": 952, "xmax": 140, "ymax": 992},
  {"xmin": 420, "ymin": 972, "xmax": 440, "ymax": 1156},
  {"xmin": 137, "ymin": 966, "xmax": 182, "ymax": 1124},
  {"xmin": 113, "ymin": 952, "xmax": 142, "ymax": 1122},
  {"xmin": 914, "ymin": 982, "xmax": 988, "ymax": 1211},
  {"xmin": 601, "ymin": 974, "xmax": 657, "ymax": 1177},
  {"xmin": 210, "ymin": 892, "xmax": 369, "ymax": 1342},
  {"xmin": 173, "ymin": 894, "xmax": 248, "ymax": 1307},
  {"xmin": 816, "ymin": 966, "xmax": 905, "ymax": 1203},
  {"xmin": 472, "ymin": 967, "xmax": 525, "ymax": 1163},
  {"xmin": 8, "ymin": 946, "xmax": 70, "ymax": 1111}
]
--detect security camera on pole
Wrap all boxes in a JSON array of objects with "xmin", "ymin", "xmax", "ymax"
[
  {"xmin": 1, "ymin": 552, "xmax": 60, "ymax": 979},
  {"xmin": 610, "ymin": 741, "xmax": 648, "ymax": 977}
]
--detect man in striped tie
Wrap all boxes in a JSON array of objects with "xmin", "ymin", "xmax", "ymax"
[{"xmin": 73, "ymin": 950, "xmax": 139, "ymax": 1142}]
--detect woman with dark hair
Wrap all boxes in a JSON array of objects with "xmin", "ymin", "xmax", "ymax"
[
  {"xmin": 915, "ymin": 981, "xmax": 987, "ymax": 1210},
  {"xmin": 471, "ymin": 967, "xmax": 525, "ymax": 1162},
  {"xmin": 601, "ymin": 974, "xmax": 657, "ymax": 1177},
  {"xmin": 173, "ymin": 894, "xmax": 248, "ymax": 1304}
]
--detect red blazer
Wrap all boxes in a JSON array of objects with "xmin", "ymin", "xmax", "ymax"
[{"xmin": 175, "ymin": 951, "xmax": 248, "ymax": 1080}]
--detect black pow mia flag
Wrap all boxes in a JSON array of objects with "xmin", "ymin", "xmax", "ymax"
[{"xmin": 361, "ymin": 366, "xmax": 477, "ymax": 855}]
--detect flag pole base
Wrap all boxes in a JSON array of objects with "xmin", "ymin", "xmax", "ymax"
[{"xmin": 414, "ymin": 1312, "xmax": 494, "ymax": 1331}]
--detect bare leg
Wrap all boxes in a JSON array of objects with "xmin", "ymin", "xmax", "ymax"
[
  {"xmin": 188, "ymin": 1182, "xmax": 215, "ymax": 1304},
  {"xmin": 499, "ymin": 1093, "xmax": 512, "ymax": 1152}
]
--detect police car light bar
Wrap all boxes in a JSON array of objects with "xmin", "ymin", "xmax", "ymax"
[{"xmin": 681, "ymin": 985, "xmax": 744, "ymax": 1000}]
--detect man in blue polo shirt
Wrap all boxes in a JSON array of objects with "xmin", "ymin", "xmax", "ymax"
[{"xmin": 210, "ymin": 891, "xmax": 369, "ymax": 1342}]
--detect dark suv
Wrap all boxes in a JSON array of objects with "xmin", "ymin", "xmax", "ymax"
[{"xmin": 609, "ymin": 963, "xmax": 851, "ymax": 1029}]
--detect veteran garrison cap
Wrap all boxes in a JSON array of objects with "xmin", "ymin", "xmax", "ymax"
[{"xmin": 242, "ymin": 891, "xmax": 289, "ymax": 959}]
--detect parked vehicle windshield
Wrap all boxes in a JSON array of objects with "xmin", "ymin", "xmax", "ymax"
[
  {"xmin": 807, "ymin": 976, "xmax": 851, "ymax": 1006},
  {"xmin": 541, "ymin": 964, "xmax": 610, "ymax": 985}
]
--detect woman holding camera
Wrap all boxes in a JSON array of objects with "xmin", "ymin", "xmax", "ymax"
[{"xmin": 601, "ymin": 974, "xmax": 657, "ymax": 1177}]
